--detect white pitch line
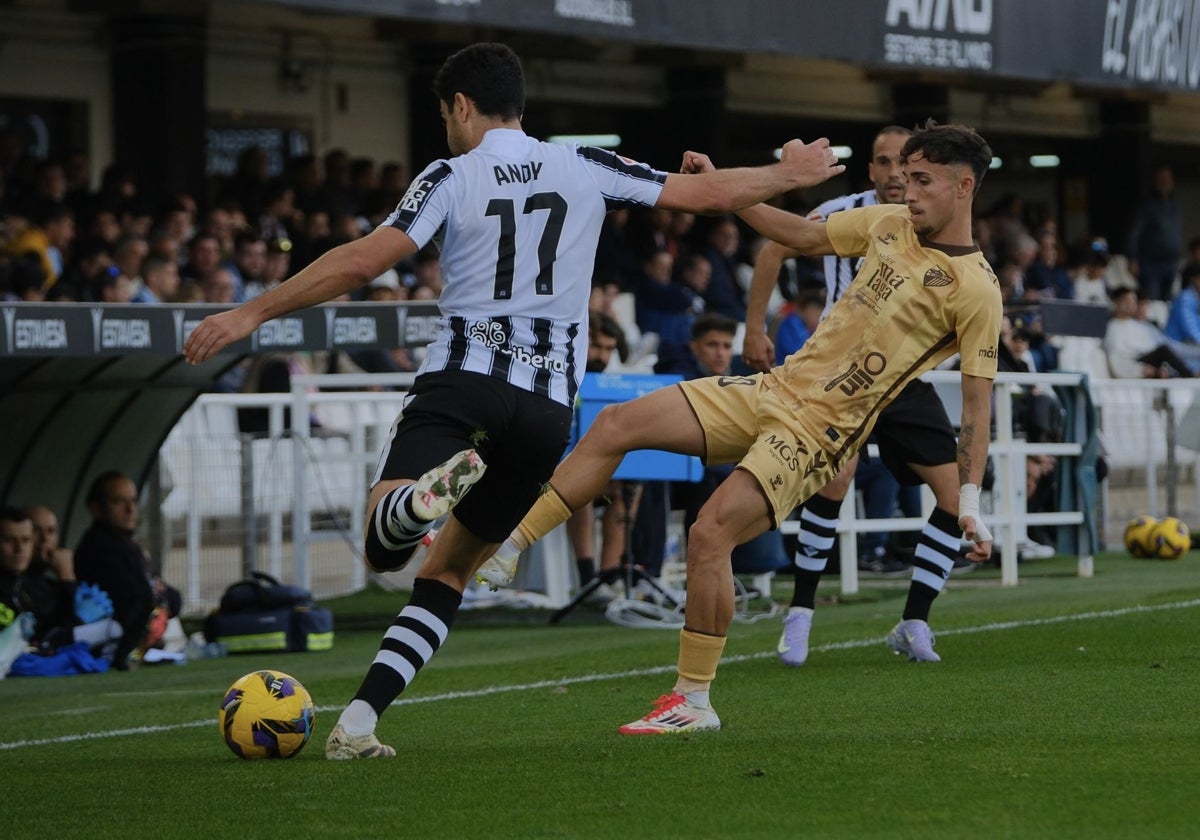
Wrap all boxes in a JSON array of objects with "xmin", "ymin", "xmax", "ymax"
[{"xmin": 2, "ymin": 597, "xmax": 1197, "ymax": 752}]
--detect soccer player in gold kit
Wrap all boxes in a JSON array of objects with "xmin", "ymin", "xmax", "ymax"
[{"xmin": 480, "ymin": 121, "xmax": 1002, "ymax": 734}]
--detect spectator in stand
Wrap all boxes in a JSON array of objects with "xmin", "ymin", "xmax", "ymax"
[
  {"xmin": 111, "ymin": 233, "xmax": 148, "ymax": 292},
  {"xmin": 147, "ymin": 229, "xmax": 182, "ymax": 272},
  {"xmin": 634, "ymin": 248, "xmax": 693, "ymax": 366},
  {"xmin": 411, "ymin": 245, "xmax": 444, "ymax": 298},
  {"xmin": 93, "ymin": 267, "xmax": 133, "ymax": 303},
  {"xmin": 771, "ymin": 289, "xmax": 824, "ymax": 364},
  {"xmin": 376, "ymin": 161, "xmax": 408, "ymax": 208},
  {"xmin": 987, "ymin": 192, "xmax": 1032, "ymax": 263},
  {"xmin": 56, "ymin": 236, "xmax": 110, "ymax": 301},
  {"xmin": 258, "ymin": 178, "xmax": 297, "ymax": 244},
  {"xmin": 286, "ymin": 154, "xmax": 323, "ymax": 216},
  {"xmin": 231, "ymin": 231, "xmax": 269, "ymax": 300},
  {"xmin": 75, "ymin": 471, "xmax": 180, "ymax": 669},
  {"xmin": 321, "ymin": 148, "xmax": 355, "ymax": 218},
  {"xmin": 1105, "ymin": 286, "xmax": 1200, "ymax": 378},
  {"xmin": 155, "ymin": 198, "xmax": 195, "ymax": 253},
  {"xmin": 364, "ymin": 267, "xmax": 405, "ymax": 302},
  {"xmin": 1164, "ymin": 261, "xmax": 1200, "ymax": 346},
  {"xmin": 594, "ymin": 207, "xmax": 641, "ymax": 289},
  {"xmin": 1025, "ymin": 229, "xmax": 1073, "ymax": 300},
  {"xmin": 204, "ymin": 206, "xmax": 237, "ymax": 259},
  {"xmin": 350, "ymin": 157, "xmax": 378, "ymax": 212},
  {"xmin": 1127, "ymin": 165, "xmax": 1183, "ymax": 302},
  {"xmin": 201, "ymin": 266, "xmax": 238, "ymax": 304},
  {"xmin": 4, "ymin": 202, "xmax": 73, "ymax": 289},
  {"xmin": 264, "ymin": 238, "xmax": 292, "ymax": 292},
  {"xmin": 698, "ymin": 216, "xmax": 746, "ymax": 321},
  {"xmin": 222, "ymin": 146, "xmax": 269, "ymax": 220},
  {"xmin": 130, "ymin": 253, "xmax": 180, "ymax": 304},
  {"xmin": 1075, "ymin": 239, "xmax": 1114, "ymax": 304},
  {"xmin": 181, "ymin": 232, "xmax": 223, "ymax": 292}
]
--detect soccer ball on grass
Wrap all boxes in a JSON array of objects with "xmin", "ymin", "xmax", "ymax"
[
  {"xmin": 1123, "ymin": 516, "xmax": 1158, "ymax": 558},
  {"xmin": 219, "ymin": 670, "xmax": 315, "ymax": 759},
  {"xmin": 1150, "ymin": 517, "xmax": 1191, "ymax": 560}
]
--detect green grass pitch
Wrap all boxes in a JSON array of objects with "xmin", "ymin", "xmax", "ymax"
[{"xmin": 2, "ymin": 552, "xmax": 1198, "ymax": 839}]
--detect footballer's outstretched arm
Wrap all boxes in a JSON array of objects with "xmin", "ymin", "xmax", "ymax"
[
  {"xmin": 737, "ymin": 203, "xmax": 834, "ymax": 256},
  {"xmin": 743, "ymin": 240, "xmax": 802, "ymax": 372}
]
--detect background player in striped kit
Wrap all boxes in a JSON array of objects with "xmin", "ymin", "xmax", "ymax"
[
  {"xmin": 183, "ymin": 42, "xmax": 844, "ymax": 758},
  {"xmin": 745, "ymin": 125, "xmax": 973, "ymax": 665}
]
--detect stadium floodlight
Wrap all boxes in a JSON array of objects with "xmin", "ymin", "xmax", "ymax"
[
  {"xmin": 989, "ymin": 157, "xmax": 1003, "ymax": 169},
  {"xmin": 547, "ymin": 133, "xmax": 621, "ymax": 148},
  {"xmin": 773, "ymin": 145, "xmax": 853, "ymax": 160},
  {"xmin": 1029, "ymin": 154, "xmax": 1060, "ymax": 168}
]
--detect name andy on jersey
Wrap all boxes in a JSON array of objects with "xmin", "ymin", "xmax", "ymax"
[{"xmin": 493, "ymin": 161, "xmax": 543, "ymax": 185}]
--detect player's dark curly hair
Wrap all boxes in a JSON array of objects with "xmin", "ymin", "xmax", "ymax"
[
  {"xmin": 901, "ymin": 120, "xmax": 993, "ymax": 194},
  {"xmin": 433, "ymin": 42, "xmax": 525, "ymax": 120}
]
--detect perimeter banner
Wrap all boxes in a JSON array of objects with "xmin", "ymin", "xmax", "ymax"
[
  {"xmin": 0, "ymin": 302, "xmax": 441, "ymax": 357},
  {"xmin": 262, "ymin": 0, "xmax": 1200, "ymax": 94}
]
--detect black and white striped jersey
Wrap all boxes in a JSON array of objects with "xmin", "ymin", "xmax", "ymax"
[
  {"xmin": 382, "ymin": 129, "xmax": 666, "ymax": 406},
  {"xmin": 806, "ymin": 188, "xmax": 877, "ymax": 320}
]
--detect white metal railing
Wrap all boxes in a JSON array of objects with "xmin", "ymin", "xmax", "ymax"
[
  {"xmin": 774, "ymin": 370, "xmax": 1091, "ymax": 593},
  {"xmin": 158, "ymin": 369, "xmax": 1199, "ymax": 612}
]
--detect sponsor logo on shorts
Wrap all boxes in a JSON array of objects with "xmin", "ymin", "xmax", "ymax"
[
  {"xmin": 717, "ymin": 376, "xmax": 756, "ymax": 387},
  {"xmin": 770, "ymin": 474, "xmax": 784, "ymax": 489},
  {"xmin": 923, "ymin": 266, "xmax": 953, "ymax": 287},
  {"xmin": 765, "ymin": 433, "xmax": 806, "ymax": 471},
  {"xmin": 825, "ymin": 351, "xmax": 887, "ymax": 396}
]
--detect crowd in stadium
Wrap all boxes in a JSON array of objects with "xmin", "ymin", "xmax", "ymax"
[
  {"xmin": 3, "ymin": 143, "xmax": 1199, "ymax": 382},
  {"xmin": 2, "ymin": 136, "xmax": 1199, "ymax": 595}
]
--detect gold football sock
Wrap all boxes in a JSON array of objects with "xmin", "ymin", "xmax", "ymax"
[
  {"xmin": 676, "ymin": 628, "xmax": 727, "ymax": 684},
  {"xmin": 514, "ymin": 484, "xmax": 573, "ymax": 549}
]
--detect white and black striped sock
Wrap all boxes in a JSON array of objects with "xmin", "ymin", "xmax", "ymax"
[
  {"xmin": 364, "ymin": 484, "xmax": 433, "ymax": 572},
  {"xmin": 790, "ymin": 494, "xmax": 841, "ymax": 609},
  {"xmin": 904, "ymin": 507, "xmax": 961, "ymax": 621},
  {"xmin": 351, "ymin": 578, "xmax": 462, "ymax": 718}
]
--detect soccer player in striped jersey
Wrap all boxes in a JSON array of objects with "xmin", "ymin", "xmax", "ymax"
[
  {"xmin": 745, "ymin": 125, "xmax": 973, "ymax": 666},
  {"xmin": 480, "ymin": 121, "xmax": 1000, "ymax": 733},
  {"xmin": 183, "ymin": 42, "xmax": 843, "ymax": 758}
]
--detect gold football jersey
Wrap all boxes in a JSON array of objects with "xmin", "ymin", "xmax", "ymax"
[{"xmin": 766, "ymin": 203, "xmax": 1002, "ymax": 467}]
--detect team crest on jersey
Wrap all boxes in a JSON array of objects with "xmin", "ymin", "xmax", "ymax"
[
  {"xmin": 468, "ymin": 319, "xmax": 511, "ymax": 347},
  {"xmin": 923, "ymin": 266, "xmax": 953, "ymax": 287}
]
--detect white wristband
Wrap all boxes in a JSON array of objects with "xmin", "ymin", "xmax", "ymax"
[{"xmin": 958, "ymin": 483, "xmax": 992, "ymax": 542}]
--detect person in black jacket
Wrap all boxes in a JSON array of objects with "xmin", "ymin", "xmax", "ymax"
[
  {"xmin": 74, "ymin": 471, "xmax": 179, "ymax": 668},
  {"xmin": 1, "ymin": 506, "xmax": 79, "ymax": 643}
]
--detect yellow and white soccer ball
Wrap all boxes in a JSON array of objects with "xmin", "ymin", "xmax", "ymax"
[
  {"xmin": 219, "ymin": 670, "xmax": 315, "ymax": 759},
  {"xmin": 1124, "ymin": 515, "xmax": 1159, "ymax": 558},
  {"xmin": 1151, "ymin": 517, "xmax": 1191, "ymax": 560}
]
